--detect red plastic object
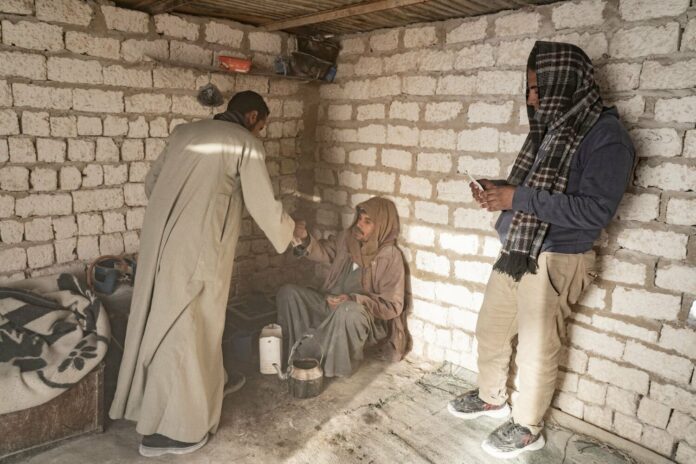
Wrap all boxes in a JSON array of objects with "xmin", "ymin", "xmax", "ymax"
[{"xmin": 218, "ymin": 56, "xmax": 252, "ymax": 73}]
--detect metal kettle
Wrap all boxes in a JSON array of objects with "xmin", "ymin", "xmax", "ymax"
[{"xmin": 273, "ymin": 334, "xmax": 324, "ymax": 399}]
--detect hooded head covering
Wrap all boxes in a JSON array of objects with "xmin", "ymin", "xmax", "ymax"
[
  {"xmin": 347, "ymin": 197, "xmax": 399, "ymax": 269},
  {"xmin": 494, "ymin": 41, "xmax": 604, "ymax": 281}
]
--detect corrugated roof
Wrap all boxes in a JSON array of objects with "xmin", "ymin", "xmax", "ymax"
[{"xmin": 115, "ymin": 0, "xmax": 557, "ymax": 35}]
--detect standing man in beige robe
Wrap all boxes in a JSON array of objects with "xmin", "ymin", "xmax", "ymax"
[{"xmin": 109, "ymin": 91, "xmax": 295, "ymax": 457}]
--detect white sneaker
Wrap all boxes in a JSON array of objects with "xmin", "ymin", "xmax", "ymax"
[{"xmin": 139, "ymin": 433, "xmax": 208, "ymax": 457}]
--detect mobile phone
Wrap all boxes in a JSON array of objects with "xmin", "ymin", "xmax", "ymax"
[{"xmin": 462, "ymin": 169, "xmax": 484, "ymax": 190}]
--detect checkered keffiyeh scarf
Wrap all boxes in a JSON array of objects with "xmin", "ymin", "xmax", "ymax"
[{"xmin": 494, "ymin": 41, "xmax": 603, "ymax": 281}]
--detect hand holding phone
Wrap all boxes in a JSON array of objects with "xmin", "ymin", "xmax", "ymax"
[{"xmin": 462, "ymin": 169, "xmax": 484, "ymax": 191}]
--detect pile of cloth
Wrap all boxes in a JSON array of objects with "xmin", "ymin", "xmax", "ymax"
[{"xmin": 0, "ymin": 274, "xmax": 110, "ymax": 415}]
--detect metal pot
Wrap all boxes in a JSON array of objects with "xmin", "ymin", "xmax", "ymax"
[{"xmin": 273, "ymin": 334, "xmax": 324, "ymax": 399}]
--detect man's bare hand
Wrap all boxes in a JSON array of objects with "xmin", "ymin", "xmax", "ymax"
[
  {"xmin": 293, "ymin": 219, "xmax": 308, "ymax": 242},
  {"xmin": 326, "ymin": 294, "xmax": 350, "ymax": 310},
  {"xmin": 480, "ymin": 184, "xmax": 516, "ymax": 212},
  {"xmin": 470, "ymin": 179, "xmax": 495, "ymax": 205}
]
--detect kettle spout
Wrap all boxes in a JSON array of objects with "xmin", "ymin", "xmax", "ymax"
[{"xmin": 272, "ymin": 362, "xmax": 288, "ymax": 380}]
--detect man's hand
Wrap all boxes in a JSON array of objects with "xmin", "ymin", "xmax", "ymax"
[
  {"xmin": 292, "ymin": 219, "xmax": 308, "ymax": 245},
  {"xmin": 480, "ymin": 184, "xmax": 516, "ymax": 212},
  {"xmin": 326, "ymin": 294, "xmax": 350, "ymax": 310},
  {"xmin": 470, "ymin": 179, "xmax": 494, "ymax": 205}
]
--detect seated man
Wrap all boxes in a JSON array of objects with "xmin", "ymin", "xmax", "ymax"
[{"xmin": 276, "ymin": 197, "xmax": 410, "ymax": 377}]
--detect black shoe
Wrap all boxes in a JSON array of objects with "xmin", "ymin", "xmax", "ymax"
[
  {"xmin": 223, "ymin": 370, "xmax": 246, "ymax": 397},
  {"xmin": 481, "ymin": 418, "xmax": 545, "ymax": 459},
  {"xmin": 139, "ymin": 433, "xmax": 208, "ymax": 457},
  {"xmin": 447, "ymin": 389, "xmax": 511, "ymax": 420}
]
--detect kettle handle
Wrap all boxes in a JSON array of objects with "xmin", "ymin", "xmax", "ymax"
[{"xmin": 287, "ymin": 333, "xmax": 325, "ymax": 367}]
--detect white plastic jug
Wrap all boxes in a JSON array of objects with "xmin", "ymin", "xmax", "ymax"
[{"xmin": 259, "ymin": 323, "xmax": 283, "ymax": 374}]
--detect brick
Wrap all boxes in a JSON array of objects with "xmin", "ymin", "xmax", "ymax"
[
  {"xmin": 568, "ymin": 324, "xmax": 624, "ymax": 359},
  {"xmin": 104, "ymin": 165, "xmax": 127, "ymax": 186},
  {"xmin": 52, "ymin": 216, "xmax": 76, "ymax": 240},
  {"xmin": 676, "ymin": 442, "xmax": 696, "ymax": 464},
  {"xmin": 0, "ymin": 166, "xmax": 29, "ymax": 191},
  {"xmin": 416, "ymin": 251, "xmax": 450, "ymax": 277},
  {"xmin": 668, "ymin": 412, "xmax": 696, "ymax": 447},
  {"xmin": 641, "ymin": 59, "xmax": 696, "ymax": 90},
  {"xmin": 37, "ymin": 0, "xmax": 93, "ymax": 26},
  {"xmin": 436, "ymin": 75, "xmax": 476, "ymax": 96},
  {"xmin": 495, "ymin": 38, "xmax": 535, "ymax": 67},
  {"xmin": 93, "ymin": 138, "xmax": 118, "ymax": 163},
  {"xmin": 121, "ymin": 139, "xmax": 145, "ymax": 161},
  {"xmin": 0, "ymin": 196, "xmax": 14, "ymax": 218},
  {"xmin": 400, "ymin": 176, "xmax": 432, "ymax": 199},
  {"xmin": 403, "ymin": 76, "xmax": 436, "ymax": 96},
  {"xmin": 104, "ymin": 65, "xmax": 152, "ymax": 88},
  {"xmin": 171, "ymin": 41, "xmax": 211, "ymax": 67},
  {"xmin": 0, "ymin": 141, "xmax": 6, "ymax": 164},
  {"xmin": 495, "ymin": 11, "xmax": 540, "ymax": 37},
  {"xmin": 636, "ymin": 162, "xmax": 696, "ymax": 192},
  {"xmin": 453, "ymin": 207, "xmax": 496, "ymax": 231},
  {"xmin": 381, "ymin": 149, "xmax": 412, "ymax": 171},
  {"xmin": 637, "ymin": 397, "xmax": 672, "ymax": 430},
  {"xmin": 249, "ymin": 31, "xmax": 282, "ymax": 54},
  {"xmin": 321, "ymin": 146, "xmax": 345, "ymax": 165},
  {"xmin": 348, "ymin": 148, "xmax": 376, "ymax": 167},
  {"xmin": 0, "ymin": 79, "xmax": 11, "ymax": 107},
  {"xmin": 102, "ymin": 5, "xmax": 149, "ymax": 33},
  {"xmin": 552, "ymin": 0, "xmax": 605, "ymax": 29},
  {"xmin": 389, "ymin": 101, "xmax": 419, "ymax": 122},
  {"xmin": 103, "ymin": 212, "xmax": 125, "ymax": 234},
  {"xmin": 437, "ymin": 282, "xmax": 482, "ymax": 310},
  {"xmin": 437, "ymin": 180, "xmax": 471, "ymax": 203},
  {"xmin": 499, "ymin": 132, "xmax": 527, "ymax": 153},
  {"xmin": 59, "ymin": 166, "xmax": 81, "ymax": 191},
  {"xmin": 82, "ymin": 164, "xmax": 104, "ymax": 188},
  {"xmin": 20, "ymin": 112, "xmax": 49, "ymax": 137},
  {"xmin": 125, "ymin": 94, "xmax": 172, "ymax": 115},
  {"xmin": 121, "ymin": 39, "xmax": 168, "ymax": 63},
  {"xmin": 458, "ymin": 156, "xmax": 501, "ymax": 178},
  {"xmin": 417, "ymin": 152, "xmax": 451, "ymax": 173},
  {"xmin": 446, "ymin": 17, "xmax": 487, "ymax": 43},
  {"xmin": 0, "ymin": 0, "xmax": 32, "ymax": 14},
  {"xmin": 640, "ymin": 426, "xmax": 675, "ymax": 457},
  {"xmin": 415, "ymin": 201, "xmax": 449, "ymax": 225},
  {"xmin": 73, "ymin": 89, "xmax": 123, "ymax": 114},
  {"xmin": 204, "ymin": 21, "xmax": 243, "ymax": 47},
  {"xmin": 659, "ymin": 325, "xmax": 696, "ymax": 359},
  {"xmin": 356, "ymin": 124, "xmax": 386, "ymax": 144},
  {"xmin": 624, "ymin": 341, "xmax": 693, "ymax": 383},
  {"xmin": 36, "ymin": 138, "xmax": 66, "ymax": 163},
  {"xmin": 72, "ymin": 189, "xmax": 124, "ymax": 213},
  {"xmin": 685, "ymin": 19, "xmax": 696, "ymax": 52},
  {"xmin": 67, "ymin": 139, "xmax": 94, "ymax": 162},
  {"xmin": 53, "ymin": 237, "xmax": 76, "ymax": 263},
  {"xmin": 366, "ymin": 171, "xmax": 395, "ymax": 193},
  {"xmin": 439, "ymin": 232, "xmax": 478, "ymax": 256},
  {"xmin": 103, "ymin": 116, "xmax": 128, "ymax": 137},
  {"xmin": 369, "ymin": 29, "xmax": 399, "ymax": 51},
  {"xmin": 609, "ymin": 23, "xmax": 679, "ymax": 59},
  {"xmin": 592, "ymin": 314, "xmax": 657, "ymax": 344},
  {"xmin": 467, "ymin": 101, "xmax": 513, "ymax": 124},
  {"xmin": 404, "ymin": 26, "xmax": 437, "ymax": 48},
  {"xmin": 457, "ymin": 128, "xmax": 499, "ymax": 153},
  {"xmin": 422, "ymin": 103, "xmax": 460, "ymax": 123},
  {"xmin": 595, "ymin": 62, "xmax": 642, "ymax": 92},
  {"xmin": 78, "ymin": 214, "xmax": 103, "ymax": 236},
  {"xmin": 651, "ymin": 383, "xmax": 696, "ymax": 418},
  {"xmin": 553, "ymin": 392, "xmax": 584, "ymax": 419},
  {"xmin": 612, "ymin": 286, "xmax": 681, "ymax": 321},
  {"xmin": 15, "ymin": 194, "xmax": 72, "ymax": 218},
  {"xmin": 418, "ymin": 129, "xmax": 455, "ymax": 151},
  {"xmin": 353, "ymin": 57, "xmax": 382, "ymax": 76},
  {"xmin": 149, "ymin": 118, "xmax": 168, "ymax": 138},
  {"xmin": 8, "ymin": 137, "xmax": 35, "ymax": 163},
  {"xmin": 124, "ymin": 183, "xmax": 147, "ymax": 206},
  {"xmin": 13, "ymin": 84, "xmax": 72, "ymax": 110},
  {"xmin": 607, "ymin": 95, "xmax": 644, "ymax": 123},
  {"xmin": 613, "ymin": 413, "xmax": 642, "ymax": 442},
  {"xmin": 418, "ymin": 50, "xmax": 455, "ymax": 72},
  {"xmin": 76, "ymin": 235, "xmax": 99, "ymax": 260},
  {"xmin": 145, "ymin": 138, "xmax": 166, "ymax": 161},
  {"xmin": 598, "ymin": 255, "xmax": 647, "ymax": 285},
  {"xmin": 337, "ymin": 171, "xmax": 362, "ymax": 190},
  {"xmin": 128, "ymin": 117, "xmax": 149, "ymax": 138},
  {"xmin": 618, "ymin": 228, "xmax": 688, "ymax": 260},
  {"xmin": 0, "ymin": 220, "xmax": 23, "ymax": 244},
  {"xmin": 65, "ymin": 31, "xmax": 119, "ymax": 60},
  {"xmin": 0, "ymin": 110, "xmax": 19, "ymax": 136},
  {"xmin": 654, "ymin": 96, "xmax": 696, "ymax": 123},
  {"xmin": 153, "ymin": 67, "xmax": 199, "ymax": 90},
  {"xmin": 129, "ymin": 162, "xmax": 149, "ymax": 183},
  {"xmin": 615, "ymin": 193, "xmax": 660, "ymax": 222},
  {"xmin": 30, "ymin": 167, "xmax": 57, "ymax": 192},
  {"xmin": 0, "ymin": 247, "xmax": 27, "ymax": 273},
  {"xmin": 155, "ymin": 13, "xmax": 198, "ymax": 41},
  {"xmin": 454, "ymin": 44, "xmax": 495, "ymax": 70},
  {"xmin": 666, "ymin": 198, "xmax": 696, "ymax": 226},
  {"xmin": 454, "ymin": 260, "xmax": 491, "ymax": 284},
  {"xmin": 50, "ymin": 116, "xmax": 77, "ymax": 138},
  {"xmin": 172, "ymin": 95, "xmax": 210, "ymax": 117},
  {"xmin": 619, "ymin": 0, "xmax": 689, "ymax": 21},
  {"xmin": 584, "ymin": 405, "xmax": 613, "ymax": 430},
  {"xmin": 25, "ymin": 217, "xmax": 53, "ymax": 242},
  {"xmin": 2, "ymin": 20, "xmax": 63, "ymax": 52},
  {"xmin": 404, "ymin": 225, "xmax": 435, "ymax": 247},
  {"xmin": 588, "ymin": 356, "xmax": 651, "ymax": 393},
  {"xmin": 386, "ymin": 125, "xmax": 418, "ymax": 147},
  {"xmin": 684, "ymin": 130, "xmax": 696, "ymax": 157},
  {"xmin": 326, "ymin": 104, "xmax": 351, "ymax": 121},
  {"xmin": 606, "ymin": 386, "xmax": 638, "ymax": 415}
]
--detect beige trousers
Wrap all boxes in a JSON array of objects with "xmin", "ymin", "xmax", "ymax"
[{"xmin": 476, "ymin": 251, "xmax": 597, "ymax": 434}]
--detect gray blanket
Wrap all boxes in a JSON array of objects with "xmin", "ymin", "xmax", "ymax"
[{"xmin": 0, "ymin": 274, "xmax": 110, "ymax": 415}]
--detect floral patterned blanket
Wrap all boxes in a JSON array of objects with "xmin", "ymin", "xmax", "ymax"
[{"xmin": 0, "ymin": 274, "xmax": 110, "ymax": 415}]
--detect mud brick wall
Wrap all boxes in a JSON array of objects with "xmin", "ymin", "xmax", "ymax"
[
  {"xmin": 312, "ymin": 0, "xmax": 696, "ymax": 460},
  {"xmin": 0, "ymin": 0, "xmax": 318, "ymax": 295}
]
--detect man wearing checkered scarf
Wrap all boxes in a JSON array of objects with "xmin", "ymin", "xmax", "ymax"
[{"xmin": 448, "ymin": 41, "xmax": 635, "ymax": 459}]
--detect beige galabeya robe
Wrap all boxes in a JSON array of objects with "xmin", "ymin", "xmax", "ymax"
[{"xmin": 109, "ymin": 119, "xmax": 294, "ymax": 442}]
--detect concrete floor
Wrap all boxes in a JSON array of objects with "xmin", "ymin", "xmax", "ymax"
[{"xmin": 20, "ymin": 358, "xmax": 637, "ymax": 464}]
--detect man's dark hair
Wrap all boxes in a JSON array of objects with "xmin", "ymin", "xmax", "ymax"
[{"xmin": 226, "ymin": 90, "xmax": 270, "ymax": 119}]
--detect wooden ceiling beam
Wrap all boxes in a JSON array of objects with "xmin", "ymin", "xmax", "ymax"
[
  {"xmin": 132, "ymin": 0, "xmax": 191, "ymax": 15},
  {"xmin": 262, "ymin": 0, "xmax": 431, "ymax": 32}
]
